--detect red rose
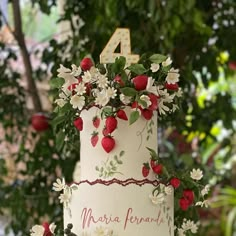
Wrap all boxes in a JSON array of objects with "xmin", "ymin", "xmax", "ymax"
[
  {"xmin": 170, "ymin": 177, "xmax": 180, "ymax": 189},
  {"xmin": 179, "ymin": 197, "xmax": 190, "ymax": 211},
  {"xmin": 183, "ymin": 189, "xmax": 194, "ymax": 205}
]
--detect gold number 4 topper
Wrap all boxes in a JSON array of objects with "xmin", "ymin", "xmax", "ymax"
[{"xmin": 100, "ymin": 28, "xmax": 140, "ymax": 66}]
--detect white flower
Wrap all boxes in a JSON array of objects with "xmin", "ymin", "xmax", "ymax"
[
  {"xmin": 172, "ymin": 104, "xmax": 179, "ymax": 113},
  {"xmin": 166, "ymin": 68, "xmax": 180, "ymax": 84},
  {"xmin": 162, "ymin": 57, "xmax": 172, "ymax": 67},
  {"xmin": 71, "ymin": 64, "xmax": 82, "ymax": 77},
  {"xmin": 82, "ymin": 71, "xmax": 92, "ymax": 83},
  {"xmin": 75, "ymin": 82, "xmax": 86, "ymax": 95},
  {"xmin": 181, "ymin": 220, "xmax": 198, "ymax": 234},
  {"xmin": 164, "ymin": 185, "xmax": 173, "ymax": 195},
  {"xmin": 30, "ymin": 225, "xmax": 44, "ymax": 236},
  {"xmin": 97, "ymin": 74, "xmax": 108, "ymax": 88},
  {"xmin": 190, "ymin": 168, "xmax": 203, "ymax": 181},
  {"xmin": 176, "ymin": 88, "xmax": 183, "ymax": 97},
  {"xmin": 120, "ymin": 94, "xmax": 131, "ymax": 105},
  {"xmin": 150, "ymin": 63, "xmax": 160, "ymax": 72},
  {"xmin": 201, "ymin": 185, "xmax": 210, "ymax": 196},
  {"xmin": 95, "ymin": 90, "xmax": 109, "ymax": 107},
  {"xmin": 158, "ymin": 100, "xmax": 170, "ymax": 115},
  {"xmin": 177, "ymin": 228, "xmax": 186, "ymax": 236},
  {"xmin": 49, "ymin": 222, "xmax": 56, "ymax": 234},
  {"xmin": 54, "ymin": 98, "xmax": 67, "ymax": 107},
  {"xmin": 57, "ymin": 64, "xmax": 78, "ymax": 89},
  {"xmin": 52, "ymin": 178, "xmax": 65, "ymax": 192},
  {"xmin": 106, "ymin": 87, "xmax": 117, "ymax": 99},
  {"xmin": 149, "ymin": 193, "xmax": 165, "ymax": 205},
  {"xmin": 70, "ymin": 95, "xmax": 85, "ymax": 110},
  {"xmin": 59, "ymin": 192, "xmax": 71, "ymax": 204},
  {"xmin": 146, "ymin": 77, "xmax": 159, "ymax": 96},
  {"xmin": 59, "ymin": 88, "xmax": 71, "ymax": 98},
  {"xmin": 139, "ymin": 95, "xmax": 151, "ymax": 108},
  {"xmin": 195, "ymin": 200, "xmax": 210, "ymax": 208}
]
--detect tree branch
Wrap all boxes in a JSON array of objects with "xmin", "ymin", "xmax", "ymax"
[{"xmin": 11, "ymin": 0, "xmax": 42, "ymax": 112}]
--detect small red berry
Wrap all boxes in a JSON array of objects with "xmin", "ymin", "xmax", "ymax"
[
  {"xmin": 31, "ymin": 113, "xmax": 49, "ymax": 132},
  {"xmin": 148, "ymin": 93, "xmax": 158, "ymax": 110},
  {"xmin": 133, "ymin": 75, "xmax": 149, "ymax": 91},
  {"xmin": 114, "ymin": 75, "xmax": 125, "ymax": 87},
  {"xmin": 179, "ymin": 197, "xmax": 190, "ymax": 211},
  {"xmin": 183, "ymin": 189, "xmax": 194, "ymax": 205},
  {"xmin": 165, "ymin": 82, "xmax": 179, "ymax": 91},
  {"xmin": 141, "ymin": 109, "xmax": 153, "ymax": 120},
  {"xmin": 142, "ymin": 163, "xmax": 150, "ymax": 177},
  {"xmin": 80, "ymin": 57, "xmax": 93, "ymax": 71},
  {"xmin": 91, "ymin": 132, "xmax": 99, "ymax": 147},
  {"xmin": 170, "ymin": 177, "xmax": 181, "ymax": 189},
  {"xmin": 92, "ymin": 116, "xmax": 100, "ymax": 128},
  {"xmin": 117, "ymin": 109, "xmax": 128, "ymax": 120},
  {"xmin": 102, "ymin": 127, "xmax": 109, "ymax": 136},
  {"xmin": 101, "ymin": 136, "xmax": 116, "ymax": 153},
  {"xmin": 73, "ymin": 117, "xmax": 83, "ymax": 131},
  {"xmin": 105, "ymin": 116, "xmax": 118, "ymax": 133},
  {"xmin": 152, "ymin": 164, "xmax": 163, "ymax": 175}
]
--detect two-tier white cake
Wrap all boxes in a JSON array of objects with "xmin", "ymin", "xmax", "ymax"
[{"xmin": 64, "ymin": 107, "xmax": 173, "ymax": 236}]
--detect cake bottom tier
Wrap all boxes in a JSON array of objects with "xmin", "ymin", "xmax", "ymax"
[{"xmin": 64, "ymin": 179, "xmax": 174, "ymax": 236}]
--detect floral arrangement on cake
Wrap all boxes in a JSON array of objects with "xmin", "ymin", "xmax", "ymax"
[
  {"xmin": 30, "ymin": 55, "xmax": 210, "ymax": 236},
  {"xmin": 53, "ymin": 54, "xmax": 182, "ymax": 153}
]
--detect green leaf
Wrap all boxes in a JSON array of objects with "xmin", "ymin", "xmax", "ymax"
[
  {"xmin": 127, "ymin": 64, "xmax": 147, "ymax": 74},
  {"xmin": 120, "ymin": 87, "xmax": 137, "ymax": 97},
  {"xmin": 129, "ymin": 110, "xmax": 140, "ymax": 125},
  {"xmin": 226, "ymin": 207, "xmax": 236, "ymax": 236},
  {"xmin": 49, "ymin": 77, "xmax": 64, "ymax": 89},
  {"xmin": 112, "ymin": 56, "xmax": 126, "ymax": 73},
  {"xmin": 56, "ymin": 130, "xmax": 65, "ymax": 151},
  {"xmin": 120, "ymin": 150, "xmax": 125, "ymax": 157},
  {"xmin": 149, "ymin": 54, "xmax": 167, "ymax": 64},
  {"xmin": 146, "ymin": 147, "xmax": 157, "ymax": 159},
  {"xmin": 51, "ymin": 115, "xmax": 66, "ymax": 127}
]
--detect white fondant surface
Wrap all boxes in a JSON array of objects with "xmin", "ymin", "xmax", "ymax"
[
  {"xmin": 65, "ymin": 106, "xmax": 174, "ymax": 235},
  {"xmin": 80, "ymin": 107, "xmax": 157, "ymax": 181},
  {"xmin": 64, "ymin": 182, "xmax": 173, "ymax": 236}
]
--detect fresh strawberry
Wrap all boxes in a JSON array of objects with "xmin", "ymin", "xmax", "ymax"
[
  {"xmin": 141, "ymin": 109, "xmax": 153, "ymax": 120},
  {"xmin": 179, "ymin": 197, "xmax": 190, "ymax": 211},
  {"xmin": 92, "ymin": 116, "xmax": 100, "ymax": 128},
  {"xmin": 148, "ymin": 93, "xmax": 158, "ymax": 110},
  {"xmin": 101, "ymin": 136, "xmax": 115, "ymax": 153},
  {"xmin": 105, "ymin": 116, "xmax": 118, "ymax": 133},
  {"xmin": 152, "ymin": 164, "xmax": 163, "ymax": 175},
  {"xmin": 117, "ymin": 109, "xmax": 128, "ymax": 120},
  {"xmin": 114, "ymin": 75, "xmax": 125, "ymax": 87},
  {"xmin": 170, "ymin": 177, "xmax": 181, "ymax": 189},
  {"xmin": 102, "ymin": 127, "xmax": 109, "ymax": 136},
  {"xmin": 142, "ymin": 163, "xmax": 150, "ymax": 177},
  {"xmin": 73, "ymin": 117, "xmax": 83, "ymax": 131},
  {"xmin": 80, "ymin": 57, "xmax": 93, "ymax": 71},
  {"xmin": 165, "ymin": 82, "xmax": 179, "ymax": 91},
  {"xmin": 133, "ymin": 75, "xmax": 149, "ymax": 91},
  {"xmin": 183, "ymin": 189, "xmax": 194, "ymax": 205},
  {"xmin": 91, "ymin": 132, "xmax": 99, "ymax": 147}
]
